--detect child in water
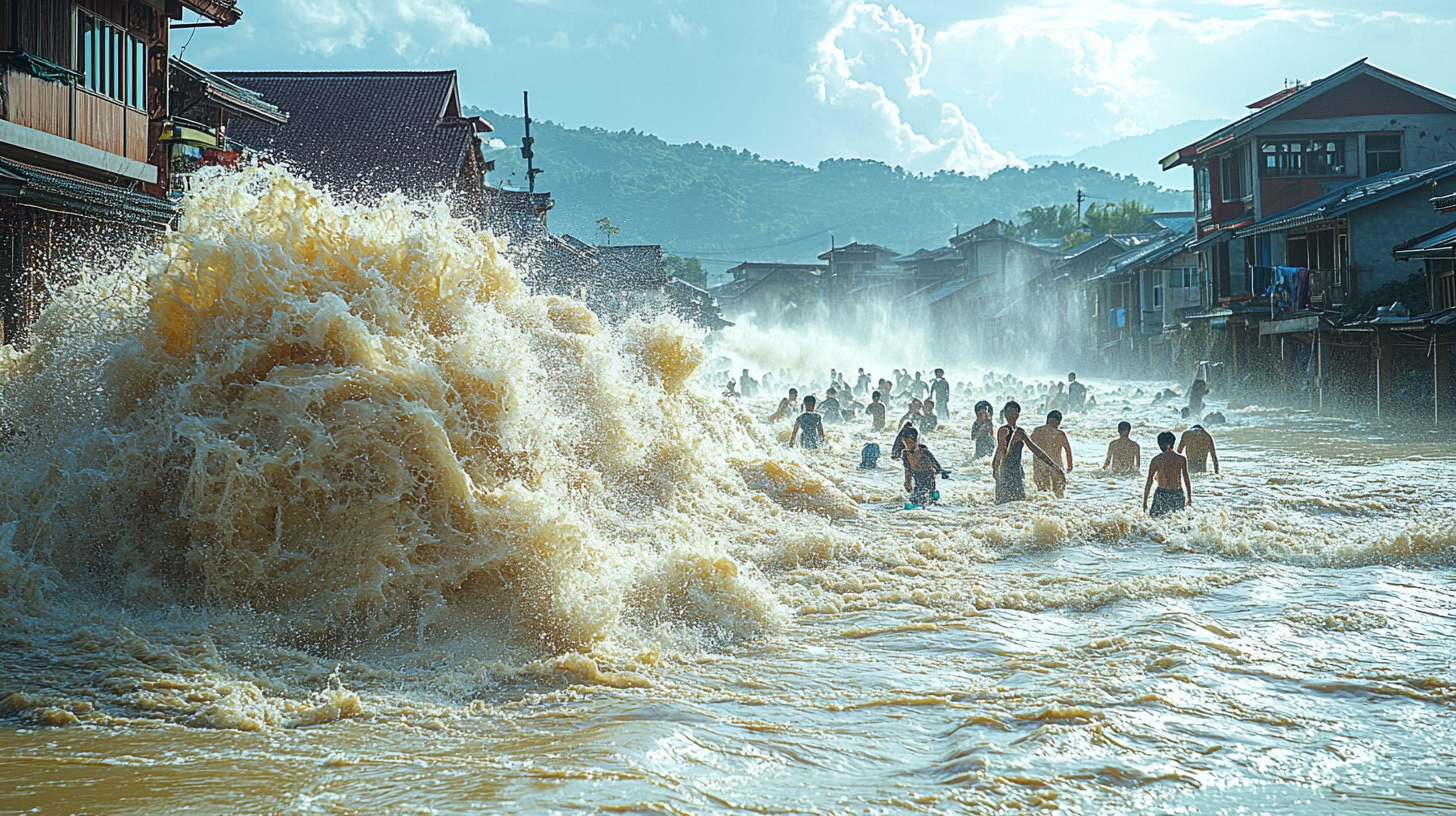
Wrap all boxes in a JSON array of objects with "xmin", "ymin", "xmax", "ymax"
[
  {"xmin": 790, "ymin": 396, "xmax": 827, "ymax": 450},
  {"xmin": 867, "ymin": 391, "xmax": 887, "ymax": 432},
  {"xmin": 899, "ymin": 426, "xmax": 943, "ymax": 508},
  {"xmin": 971, "ymin": 400, "xmax": 995, "ymax": 459}
]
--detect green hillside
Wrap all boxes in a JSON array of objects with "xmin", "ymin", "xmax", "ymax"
[{"xmin": 469, "ymin": 107, "xmax": 1190, "ymax": 273}]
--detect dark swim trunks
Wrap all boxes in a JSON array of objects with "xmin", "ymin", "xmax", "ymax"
[{"xmin": 1150, "ymin": 487, "xmax": 1185, "ymax": 518}]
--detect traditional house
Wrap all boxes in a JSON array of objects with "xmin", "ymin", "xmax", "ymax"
[
  {"xmin": 164, "ymin": 58, "xmax": 286, "ymax": 197},
  {"xmin": 712, "ymin": 262, "xmax": 827, "ymax": 324},
  {"xmin": 218, "ymin": 70, "xmax": 494, "ymax": 209},
  {"xmin": 918, "ymin": 219, "xmax": 1058, "ymax": 350},
  {"xmin": 0, "ymin": 0, "xmax": 254, "ymax": 344},
  {"xmin": 818, "ymin": 241, "xmax": 899, "ymax": 306}
]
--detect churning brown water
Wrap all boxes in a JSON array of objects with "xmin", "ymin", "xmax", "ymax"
[{"xmin": 0, "ymin": 168, "xmax": 1452, "ymax": 815}]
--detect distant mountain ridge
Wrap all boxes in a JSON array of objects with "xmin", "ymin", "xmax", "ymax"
[
  {"xmin": 1026, "ymin": 119, "xmax": 1224, "ymax": 191},
  {"xmin": 468, "ymin": 107, "xmax": 1192, "ymax": 273}
]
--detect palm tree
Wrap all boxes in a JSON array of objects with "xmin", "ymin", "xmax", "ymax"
[{"xmin": 596, "ymin": 216, "xmax": 621, "ymax": 246}]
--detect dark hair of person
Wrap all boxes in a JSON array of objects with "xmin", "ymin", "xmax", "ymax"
[
  {"xmin": 975, "ymin": 400, "xmax": 992, "ymax": 414},
  {"xmin": 826, "ymin": 387, "xmax": 836, "ymax": 396},
  {"xmin": 1004, "ymin": 400, "xmax": 1022, "ymax": 415},
  {"xmin": 1047, "ymin": 410, "xmax": 1062, "ymax": 422},
  {"xmin": 804, "ymin": 395, "xmax": 817, "ymax": 408},
  {"xmin": 1118, "ymin": 421, "xmax": 1132, "ymax": 434},
  {"xmin": 903, "ymin": 426, "xmax": 919, "ymax": 438},
  {"xmin": 1158, "ymin": 431, "xmax": 1176, "ymax": 450},
  {"xmin": 1068, "ymin": 372, "xmax": 1077, "ymax": 380},
  {"xmin": 872, "ymin": 390, "xmax": 881, "ymax": 400}
]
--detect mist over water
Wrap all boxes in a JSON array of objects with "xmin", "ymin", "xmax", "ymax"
[{"xmin": 0, "ymin": 168, "xmax": 1453, "ymax": 815}]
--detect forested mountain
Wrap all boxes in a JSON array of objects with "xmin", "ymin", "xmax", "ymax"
[{"xmin": 469, "ymin": 107, "xmax": 1191, "ymax": 276}]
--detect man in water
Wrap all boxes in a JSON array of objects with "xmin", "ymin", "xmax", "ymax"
[
  {"xmin": 790, "ymin": 396, "xmax": 827, "ymax": 450},
  {"xmin": 766, "ymin": 388, "xmax": 799, "ymax": 421},
  {"xmin": 1177, "ymin": 424, "xmax": 1220, "ymax": 474},
  {"xmin": 909, "ymin": 371, "xmax": 929, "ymax": 400},
  {"xmin": 867, "ymin": 391, "xmax": 887, "ymax": 432},
  {"xmin": 1189, "ymin": 364, "xmax": 1209, "ymax": 417},
  {"xmin": 856, "ymin": 368, "xmax": 872, "ymax": 394},
  {"xmin": 971, "ymin": 400, "xmax": 996, "ymax": 459},
  {"xmin": 1067, "ymin": 373, "xmax": 1087, "ymax": 412},
  {"xmin": 1102, "ymin": 421, "xmax": 1142, "ymax": 475},
  {"xmin": 819, "ymin": 387, "xmax": 844, "ymax": 425},
  {"xmin": 930, "ymin": 368, "xmax": 951, "ymax": 415},
  {"xmin": 1144, "ymin": 431, "xmax": 1192, "ymax": 517},
  {"xmin": 1030, "ymin": 410, "xmax": 1073, "ymax": 498},
  {"xmin": 740, "ymin": 369, "xmax": 758, "ymax": 398},
  {"xmin": 899, "ymin": 426, "xmax": 944, "ymax": 508},
  {"xmin": 992, "ymin": 401, "xmax": 1062, "ymax": 505}
]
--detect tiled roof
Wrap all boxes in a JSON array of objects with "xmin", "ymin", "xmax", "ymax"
[
  {"xmin": 1239, "ymin": 161, "xmax": 1456, "ymax": 237},
  {"xmin": 0, "ymin": 157, "xmax": 175, "ymax": 227},
  {"xmin": 172, "ymin": 59, "xmax": 287, "ymax": 126},
  {"xmin": 1393, "ymin": 220, "xmax": 1456, "ymax": 258},
  {"xmin": 217, "ymin": 71, "xmax": 478, "ymax": 201}
]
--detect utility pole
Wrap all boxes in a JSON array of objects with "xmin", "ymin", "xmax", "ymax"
[
  {"xmin": 521, "ymin": 91, "xmax": 544, "ymax": 193},
  {"xmin": 1076, "ymin": 188, "xmax": 1086, "ymax": 224}
]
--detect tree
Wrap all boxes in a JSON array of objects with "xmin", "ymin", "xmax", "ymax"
[
  {"xmin": 596, "ymin": 216, "xmax": 621, "ymax": 246},
  {"xmin": 1011, "ymin": 204, "xmax": 1079, "ymax": 241},
  {"xmin": 1060, "ymin": 199, "xmax": 1156, "ymax": 248},
  {"xmin": 664, "ymin": 253, "xmax": 707, "ymax": 289}
]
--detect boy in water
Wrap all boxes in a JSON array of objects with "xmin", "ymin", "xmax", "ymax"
[
  {"xmin": 766, "ymin": 388, "xmax": 799, "ymax": 422},
  {"xmin": 1030, "ymin": 410, "xmax": 1073, "ymax": 498},
  {"xmin": 1144, "ymin": 431, "xmax": 1192, "ymax": 517},
  {"xmin": 1102, "ymin": 421, "xmax": 1142, "ymax": 476},
  {"xmin": 790, "ymin": 396, "xmax": 827, "ymax": 450},
  {"xmin": 992, "ymin": 401, "xmax": 1063, "ymax": 505},
  {"xmin": 1067, "ymin": 372, "xmax": 1087, "ymax": 412},
  {"xmin": 899, "ymin": 426, "xmax": 944, "ymax": 508},
  {"xmin": 867, "ymin": 391, "xmax": 887, "ymax": 432},
  {"xmin": 897, "ymin": 398, "xmax": 924, "ymax": 428},
  {"xmin": 1177, "ymin": 424, "xmax": 1220, "ymax": 474},
  {"xmin": 819, "ymin": 387, "xmax": 844, "ymax": 425},
  {"xmin": 917, "ymin": 399, "xmax": 940, "ymax": 434},
  {"xmin": 971, "ymin": 400, "xmax": 996, "ymax": 459},
  {"xmin": 930, "ymin": 368, "xmax": 951, "ymax": 414}
]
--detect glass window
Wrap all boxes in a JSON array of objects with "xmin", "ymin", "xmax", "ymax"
[
  {"xmin": 77, "ymin": 12, "xmax": 144, "ymax": 109},
  {"xmin": 1196, "ymin": 164, "xmax": 1211, "ymax": 216},
  {"xmin": 1365, "ymin": 134, "xmax": 1401, "ymax": 176},
  {"xmin": 1260, "ymin": 139, "xmax": 1346, "ymax": 177}
]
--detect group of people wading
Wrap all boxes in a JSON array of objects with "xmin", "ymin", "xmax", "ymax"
[{"xmin": 755, "ymin": 366, "xmax": 1220, "ymax": 518}]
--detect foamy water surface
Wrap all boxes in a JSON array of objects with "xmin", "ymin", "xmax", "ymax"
[{"xmin": 0, "ymin": 169, "xmax": 1452, "ymax": 815}]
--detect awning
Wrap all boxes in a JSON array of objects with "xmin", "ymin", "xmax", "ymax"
[
  {"xmin": 1259, "ymin": 315, "xmax": 1321, "ymax": 336},
  {"xmin": 0, "ymin": 156, "xmax": 176, "ymax": 228}
]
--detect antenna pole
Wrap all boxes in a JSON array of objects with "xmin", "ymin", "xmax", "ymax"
[{"xmin": 522, "ymin": 91, "xmax": 543, "ymax": 193}]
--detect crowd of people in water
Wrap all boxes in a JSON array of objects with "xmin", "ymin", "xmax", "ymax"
[{"xmin": 724, "ymin": 365, "xmax": 1222, "ymax": 515}]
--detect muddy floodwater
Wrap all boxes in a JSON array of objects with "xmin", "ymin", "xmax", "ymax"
[{"xmin": 0, "ymin": 169, "xmax": 1452, "ymax": 815}]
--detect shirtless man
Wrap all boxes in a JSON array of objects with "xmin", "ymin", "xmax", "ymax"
[
  {"xmin": 1102, "ymin": 421, "xmax": 1142, "ymax": 476},
  {"xmin": 766, "ymin": 389, "xmax": 799, "ymax": 422},
  {"xmin": 1029, "ymin": 410, "xmax": 1073, "ymax": 498},
  {"xmin": 867, "ymin": 391, "xmax": 887, "ymax": 432},
  {"xmin": 1177, "ymin": 424, "xmax": 1220, "ymax": 474},
  {"xmin": 1144, "ymin": 431, "xmax": 1192, "ymax": 517},
  {"xmin": 992, "ymin": 401, "xmax": 1063, "ymax": 505}
]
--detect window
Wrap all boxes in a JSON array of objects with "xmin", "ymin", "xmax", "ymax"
[
  {"xmin": 1196, "ymin": 164, "xmax": 1211, "ymax": 217},
  {"xmin": 1220, "ymin": 147, "xmax": 1248, "ymax": 201},
  {"xmin": 1260, "ymin": 139, "xmax": 1346, "ymax": 177},
  {"xmin": 78, "ymin": 12, "xmax": 146, "ymax": 109},
  {"xmin": 1153, "ymin": 284, "xmax": 1163, "ymax": 308},
  {"xmin": 1177, "ymin": 267, "xmax": 1199, "ymax": 289},
  {"xmin": 1366, "ymin": 134, "xmax": 1402, "ymax": 176}
]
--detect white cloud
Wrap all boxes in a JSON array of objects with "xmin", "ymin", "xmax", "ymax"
[
  {"xmin": 667, "ymin": 11, "xmax": 706, "ymax": 39},
  {"xmin": 809, "ymin": 3, "xmax": 1024, "ymax": 176},
  {"xmin": 293, "ymin": 0, "xmax": 489, "ymax": 57}
]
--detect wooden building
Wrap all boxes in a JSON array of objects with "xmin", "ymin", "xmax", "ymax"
[{"xmin": 0, "ymin": 0, "xmax": 253, "ymax": 344}]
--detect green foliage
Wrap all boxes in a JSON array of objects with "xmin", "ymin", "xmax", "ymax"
[
  {"xmin": 472, "ymin": 106, "xmax": 1189, "ymax": 266},
  {"xmin": 1347, "ymin": 273, "xmax": 1429, "ymax": 317},
  {"xmin": 1010, "ymin": 204, "xmax": 1079, "ymax": 241},
  {"xmin": 596, "ymin": 216, "xmax": 620, "ymax": 245},
  {"xmin": 664, "ymin": 253, "xmax": 707, "ymax": 288},
  {"xmin": 1060, "ymin": 199, "xmax": 1157, "ymax": 248}
]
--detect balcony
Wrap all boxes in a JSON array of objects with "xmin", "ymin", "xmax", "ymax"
[{"xmin": 0, "ymin": 68, "xmax": 155, "ymax": 183}]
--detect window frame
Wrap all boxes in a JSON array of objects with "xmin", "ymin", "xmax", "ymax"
[
  {"xmin": 76, "ymin": 10, "xmax": 147, "ymax": 111},
  {"xmin": 1259, "ymin": 138, "xmax": 1347, "ymax": 178},
  {"xmin": 1365, "ymin": 133, "xmax": 1402, "ymax": 177}
]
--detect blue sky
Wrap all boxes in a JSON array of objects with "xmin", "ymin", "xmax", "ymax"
[{"xmin": 178, "ymin": 1, "xmax": 1456, "ymax": 179}]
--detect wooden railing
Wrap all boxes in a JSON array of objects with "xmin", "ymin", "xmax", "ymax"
[{"xmin": 4, "ymin": 71, "xmax": 148, "ymax": 164}]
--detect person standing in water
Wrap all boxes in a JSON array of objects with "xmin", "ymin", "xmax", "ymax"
[
  {"xmin": 930, "ymin": 369, "xmax": 951, "ymax": 415},
  {"xmin": 1030, "ymin": 410, "xmax": 1073, "ymax": 498},
  {"xmin": 819, "ymin": 387, "xmax": 844, "ymax": 425},
  {"xmin": 1067, "ymin": 373, "xmax": 1087, "ymax": 412},
  {"xmin": 790, "ymin": 396, "xmax": 827, "ymax": 450},
  {"xmin": 1189, "ymin": 364, "xmax": 1210, "ymax": 418},
  {"xmin": 992, "ymin": 401, "xmax": 1062, "ymax": 505},
  {"xmin": 1102, "ymin": 421, "xmax": 1142, "ymax": 475},
  {"xmin": 766, "ymin": 388, "xmax": 799, "ymax": 422},
  {"xmin": 917, "ymin": 400, "xmax": 940, "ymax": 434},
  {"xmin": 899, "ymin": 426, "xmax": 944, "ymax": 508},
  {"xmin": 1145, "ymin": 431, "xmax": 1192, "ymax": 517},
  {"xmin": 1177, "ymin": 424, "xmax": 1220, "ymax": 474},
  {"xmin": 971, "ymin": 400, "xmax": 996, "ymax": 459},
  {"xmin": 867, "ymin": 391, "xmax": 887, "ymax": 432}
]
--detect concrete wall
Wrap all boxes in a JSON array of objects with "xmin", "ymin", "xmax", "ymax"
[{"xmin": 1347, "ymin": 174, "xmax": 1456, "ymax": 294}]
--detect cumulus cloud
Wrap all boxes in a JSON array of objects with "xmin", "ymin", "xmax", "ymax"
[
  {"xmin": 667, "ymin": 11, "xmax": 707, "ymax": 39},
  {"xmin": 809, "ymin": 3, "xmax": 1025, "ymax": 176},
  {"xmin": 294, "ymin": 0, "xmax": 489, "ymax": 57}
]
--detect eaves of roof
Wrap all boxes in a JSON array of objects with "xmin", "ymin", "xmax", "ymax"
[
  {"xmin": 1394, "ymin": 219, "xmax": 1456, "ymax": 258},
  {"xmin": 1240, "ymin": 161, "xmax": 1456, "ymax": 238}
]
